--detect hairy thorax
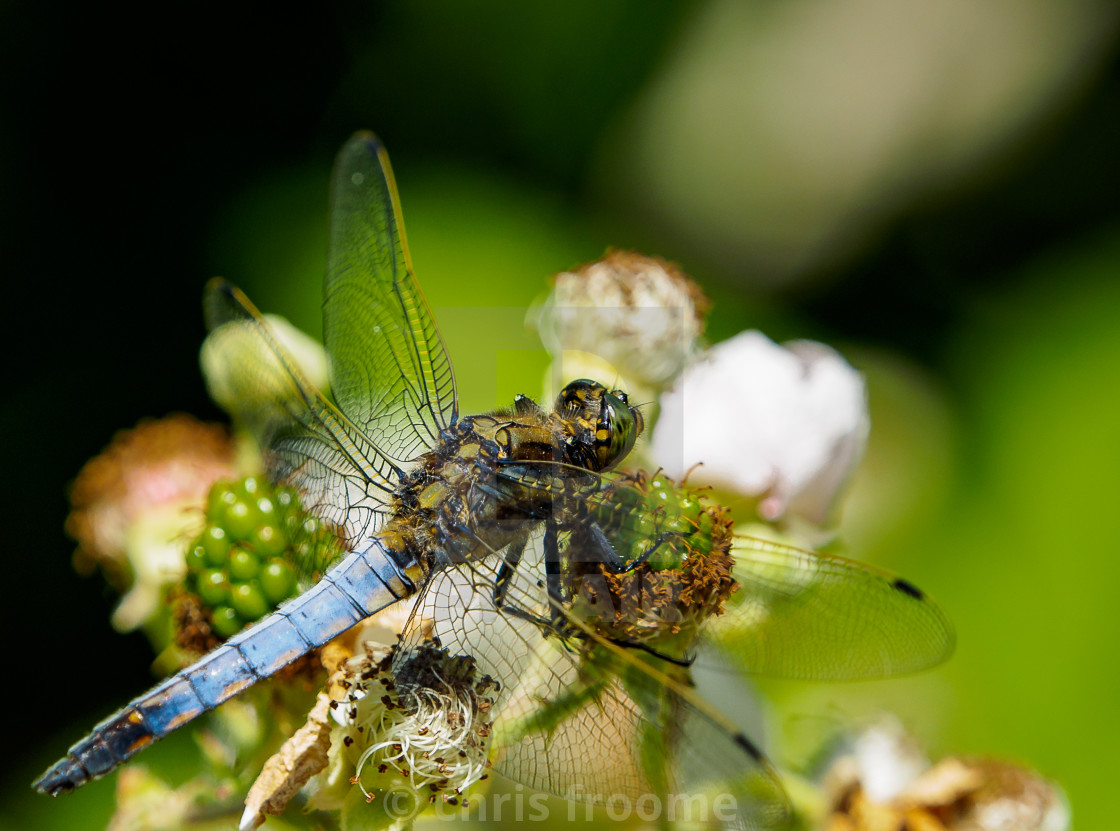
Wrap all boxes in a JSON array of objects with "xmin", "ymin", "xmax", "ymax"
[
  {"xmin": 373, "ymin": 381, "xmax": 642, "ymax": 587},
  {"xmin": 377, "ymin": 406, "xmax": 565, "ymax": 575}
]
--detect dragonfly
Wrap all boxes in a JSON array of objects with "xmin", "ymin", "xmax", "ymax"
[{"xmin": 35, "ymin": 133, "xmax": 954, "ymax": 829}]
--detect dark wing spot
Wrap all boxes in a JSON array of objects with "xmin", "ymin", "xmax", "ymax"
[
  {"xmin": 732, "ymin": 732, "xmax": 765, "ymax": 763},
  {"xmin": 892, "ymin": 578, "xmax": 925, "ymax": 600}
]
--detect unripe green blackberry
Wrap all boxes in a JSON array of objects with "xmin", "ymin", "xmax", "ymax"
[
  {"xmin": 182, "ymin": 476, "xmax": 342, "ymax": 641},
  {"xmin": 573, "ymin": 470, "xmax": 737, "ymax": 655},
  {"xmin": 586, "ymin": 471, "xmax": 732, "ymax": 572}
]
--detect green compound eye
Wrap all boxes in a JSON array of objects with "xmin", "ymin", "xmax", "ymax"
[{"xmin": 597, "ymin": 392, "xmax": 640, "ymax": 470}]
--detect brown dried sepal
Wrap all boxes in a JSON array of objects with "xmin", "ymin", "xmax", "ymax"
[
  {"xmin": 241, "ymin": 692, "xmax": 334, "ymax": 830},
  {"xmin": 593, "ymin": 528, "xmax": 737, "ymax": 647},
  {"xmin": 598, "ymin": 550, "xmax": 737, "ymax": 631},
  {"xmin": 171, "ymin": 590, "xmax": 222, "ymax": 655},
  {"xmin": 827, "ymin": 757, "xmax": 1066, "ymax": 831}
]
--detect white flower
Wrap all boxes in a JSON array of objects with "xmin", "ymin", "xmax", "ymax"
[
  {"xmin": 650, "ymin": 330, "xmax": 868, "ymax": 525},
  {"xmin": 844, "ymin": 718, "xmax": 931, "ymax": 802}
]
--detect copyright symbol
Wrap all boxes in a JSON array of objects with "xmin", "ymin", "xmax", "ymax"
[{"xmin": 382, "ymin": 787, "xmax": 417, "ymax": 820}]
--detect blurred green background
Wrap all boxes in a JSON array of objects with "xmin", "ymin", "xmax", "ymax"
[{"xmin": 3, "ymin": 1, "xmax": 1119, "ymax": 827}]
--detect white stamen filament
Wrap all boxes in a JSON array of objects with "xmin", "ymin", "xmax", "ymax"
[{"xmin": 339, "ymin": 653, "xmax": 496, "ymax": 802}]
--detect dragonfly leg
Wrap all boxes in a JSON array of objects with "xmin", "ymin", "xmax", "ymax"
[
  {"xmin": 563, "ymin": 519, "xmax": 695, "ymax": 668},
  {"xmin": 582, "ymin": 520, "xmax": 680, "ymax": 574},
  {"xmin": 623, "ymin": 638, "xmax": 695, "ymax": 667},
  {"xmin": 491, "ymin": 534, "xmax": 528, "ymax": 611},
  {"xmin": 543, "ymin": 518, "xmax": 575, "ymax": 631},
  {"xmin": 486, "ymin": 523, "xmax": 579, "ymax": 641},
  {"xmin": 623, "ymin": 530, "xmax": 682, "ymax": 571}
]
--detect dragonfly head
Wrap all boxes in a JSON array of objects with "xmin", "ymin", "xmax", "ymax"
[{"xmin": 555, "ymin": 379, "xmax": 644, "ymax": 471}]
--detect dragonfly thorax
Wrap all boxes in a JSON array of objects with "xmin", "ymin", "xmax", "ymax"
[{"xmin": 383, "ymin": 382, "xmax": 641, "ymax": 572}]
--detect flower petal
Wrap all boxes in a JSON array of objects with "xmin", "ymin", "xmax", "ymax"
[{"xmin": 651, "ymin": 330, "xmax": 868, "ymax": 525}]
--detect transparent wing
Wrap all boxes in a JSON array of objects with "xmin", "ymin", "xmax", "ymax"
[
  {"xmin": 398, "ymin": 533, "xmax": 789, "ymax": 830},
  {"xmin": 203, "ymin": 280, "xmax": 397, "ymax": 547},
  {"xmin": 491, "ymin": 466, "xmax": 955, "ymax": 681},
  {"xmin": 324, "ymin": 132, "xmax": 458, "ymax": 463},
  {"xmin": 707, "ymin": 536, "xmax": 955, "ymax": 680}
]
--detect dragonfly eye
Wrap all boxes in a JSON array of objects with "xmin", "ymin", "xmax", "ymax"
[
  {"xmin": 595, "ymin": 391, "xmax": 641, "ymax": 470},
  {"xmin": 555, "ymin": 379, "xmax": 604, "ymax": 414},
  {"xmin": 554, "ymin": 379, "xmax": 642, "ymax": 470}
]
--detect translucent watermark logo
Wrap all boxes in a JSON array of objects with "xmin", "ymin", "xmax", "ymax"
[
  {"xmin": 378, "ymin": 784, "xmax": 739, "ymax": 823},
  {"xmin": 564, "ymin": 787, "xmax": 739, "ymax": 825}
]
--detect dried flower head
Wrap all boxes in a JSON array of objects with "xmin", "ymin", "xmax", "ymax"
[
  {"xmin": 822, "ymin": 720, "xmax": 1070, "ymax": 831},
  {"xmin": 329, "ymin": 641, "xmax": 499, "ymax": 817},
  {"xmin": 533, "ymin": 250, "xmax": 709, "ymax": 403},
  {"xmin": 572, "ymin": 470, "xmax": 738, "ymax": 656},
  {"xmin": 66, "ymin": 414, "xmax": 235, "ymax": 631}
]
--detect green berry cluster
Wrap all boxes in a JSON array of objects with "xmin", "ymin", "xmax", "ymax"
[
  {"xmin": 184, "ymin": 476, "xmax": 339, "ymax": 639},
  {"xmin": 589, "ymin": 472, "xmax": 722, "ymax": 572}
]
